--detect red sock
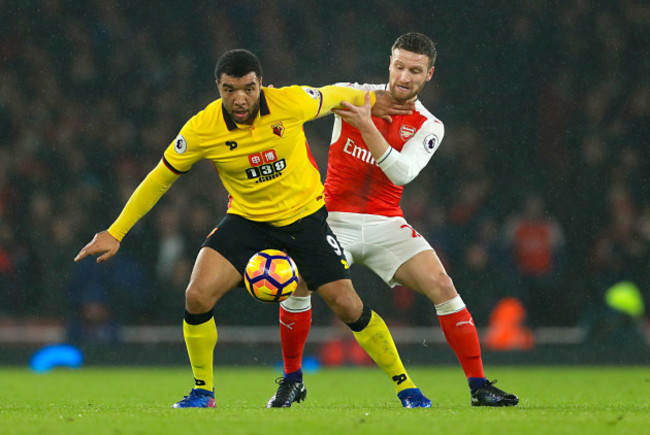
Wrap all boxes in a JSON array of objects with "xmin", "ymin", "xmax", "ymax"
[
  {"xmin": 438, "ymin": 308, "xmax": 485, "ymax": 379},
  {"xmin": 279, "ymin": 304, "xmax": 311, "ymax": 374}
]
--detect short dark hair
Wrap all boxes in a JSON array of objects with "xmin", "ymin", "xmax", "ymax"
[
  {"xmin": 392, "ymin": 33, "xmax": 437, "ymax": 68},
  {"xmin": 214, "ymin": 49, "xmax": 262, "ymax": 80}
]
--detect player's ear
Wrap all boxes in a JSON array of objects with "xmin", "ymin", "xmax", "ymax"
[
  {"xmin": 215, "ymin": 79, "xmax": 221, "ymax": 97},
  {"xmin": 426, "ymin": 66, "xmax": 435, "ymax": 81}
]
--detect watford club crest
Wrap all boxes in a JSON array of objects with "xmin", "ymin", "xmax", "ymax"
[{"xmin": 272, "ymin": 122, "xmax": 285, "ymax": 138}]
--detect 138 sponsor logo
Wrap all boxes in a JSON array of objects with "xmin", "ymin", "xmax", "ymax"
[{"xmin": 245, "ymin": 149, "xmax": 286, "ymax": 182}]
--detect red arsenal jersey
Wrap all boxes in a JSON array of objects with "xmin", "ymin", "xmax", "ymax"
[{"xmin": 324, "ymin": 83, "xmax": 444, "ymax": 217}]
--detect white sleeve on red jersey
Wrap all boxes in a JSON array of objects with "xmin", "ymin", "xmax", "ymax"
[{"xmin": 377, "ymin": 101, "xmax": 445, "ymax": 186}]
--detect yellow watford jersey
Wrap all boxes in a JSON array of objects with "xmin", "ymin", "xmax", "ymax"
[{"xmin": 163, "ymin": 85, "xmax": 344, "ymax": 226}]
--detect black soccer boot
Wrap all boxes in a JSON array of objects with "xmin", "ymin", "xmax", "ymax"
[
  {"xmin": 266, "ymin": 377, "xmax": 307, "ymax": 408},
  {"xmin": 471, "ymin": 379, "xmax": 519, "ymax": 407}
]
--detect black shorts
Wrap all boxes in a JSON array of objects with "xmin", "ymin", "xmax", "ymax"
[{"xmin": 201, "ymin": 207, "xmax": 351, "ymax": 290}]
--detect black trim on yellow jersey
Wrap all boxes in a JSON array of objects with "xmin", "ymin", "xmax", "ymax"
[
  {"xmin": 315, "ymin": 89, "xmax": 323, "ymax": 117},
  {"xmin": 259, "ymin": 90, "xmax": 270, "ymax": 116},
  {"xmin": 222, "ymin": 105, "xmax": 238, "ymax": 131},
  {"xmin": 222, "ymin": 90, "xmax": 271, "ymax": 131},
  {"xmin": 162, "ymin": 156, "xmax": 188, "ymax": 175}
]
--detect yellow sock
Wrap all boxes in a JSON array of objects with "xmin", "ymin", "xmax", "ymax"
[
  {"xmin": 352, "ymin": 311, "xmax": 417, "ymax": 393},
  {"xmin": 183, "ymin": 317, "xmax": 217, "ymax": 391}
]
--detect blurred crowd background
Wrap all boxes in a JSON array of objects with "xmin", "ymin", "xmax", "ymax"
[{"xmin": 0, "ymin": 1, "xmax": 648, "ymax": 346}]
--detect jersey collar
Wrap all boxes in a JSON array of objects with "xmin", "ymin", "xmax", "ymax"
[{"xmin": 222, "ymin": 90, "xmax": 271, "ymax": 131}]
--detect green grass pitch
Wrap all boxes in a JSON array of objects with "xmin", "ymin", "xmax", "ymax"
[{"xmin": 1, "ymin": 366, "xmax": 648, "ymax": 434}]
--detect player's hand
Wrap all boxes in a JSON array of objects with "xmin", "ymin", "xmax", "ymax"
[
  {"xmin": 371, "ymin": 90, "xmax": 414, "ymax": 123},
  {"xmin": 74, "ymin": 230, "xmax": 121, "ymax": 263},
  {"xmin": 332, "ymin": 91, "xmax": 374, "ymax": 130}
]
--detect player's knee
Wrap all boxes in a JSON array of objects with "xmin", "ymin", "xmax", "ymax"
[
  {"xmin": 335, "ymin": 301, "xmax": 363, "ymax": 324},
  {"xmin": 319, "ymin": 283, "xmax": 363, "ymax": 323},
  {"xmin": 293, "ymin": 277, "xmax": 311, "ymax": 297},
  {"xmin": 185, "ymin": 284, "xmax": 214, "ymax": 314},
  {"xmin": 346, "ymin": 304, "xmax": 372, "ymax": 332},
  {"xmin": 435, "ymin": 271, "xmax": 455, "ymax": 290},
  {"xmin": 428, "ymin": 271, "xmax": 457, "ymax": 301}
]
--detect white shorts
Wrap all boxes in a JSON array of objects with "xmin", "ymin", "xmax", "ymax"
[{"xmin": 327, "ymin": 211, "xmax": 433, "ymax": 287}]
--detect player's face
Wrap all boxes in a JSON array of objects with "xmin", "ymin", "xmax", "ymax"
[
  {"xmin": 217, "ymin": 72, "xmax": 262, "ymax": 125},
  {"xmin": 388, "ymin": 48, "xmax": 434, "ymax": 102}
]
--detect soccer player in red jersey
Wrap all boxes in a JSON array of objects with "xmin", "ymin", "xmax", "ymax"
[{"xmin": 269, "ymin": 33, "xmax": 519, "ymax": 408}]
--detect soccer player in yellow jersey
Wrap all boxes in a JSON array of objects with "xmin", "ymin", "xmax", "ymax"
[{"xmin": 74, "ymin": 49, "xmax": 432, "ymax": 408}]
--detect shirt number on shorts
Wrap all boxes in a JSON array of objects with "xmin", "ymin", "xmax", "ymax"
[
  {"xmin": 327, "ymin": 235, "xmax": 343, "ymax": 256},
  {"xmin": 400, "ymin": 224, "xmax": 422, "ymax": 238}
]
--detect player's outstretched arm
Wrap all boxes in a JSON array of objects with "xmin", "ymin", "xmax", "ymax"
[
  {"xmin": 371, "ymin": 90, "xmax": 414, "ymax": 123},
  {"xmin": 314, "ymin": 85, "xmax": 374, "ymax": 118},
  {"xmin": 74, "ymin": 160, "xmax": 179, "ymax": 263},
  {"xmin": 332, "ymin": 91, "xmax": 374, "ymax": 130},
  {"xmin": 332, "ymin": 92, "xmax": 390, "ymax": 161},
  {"xmin": 74, "ymin": 230, "xmax": 120, "ymax": 263},
  {"xmin": 315, "ymin": 85, "xmax": 412, "ymax": 121}
]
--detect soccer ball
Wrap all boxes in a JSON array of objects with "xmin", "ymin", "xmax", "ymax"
[{"xmin": 244, "ymin": 249, "xmax": 299, "ymax": 303}]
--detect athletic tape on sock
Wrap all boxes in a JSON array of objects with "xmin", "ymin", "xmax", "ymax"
[
  {"xmin": 346, "ymin": 305, "xmax": 372, "ymax": 332},
  {"xmin": 184, "ymin": 310, "xmax": 214, "ymax": 325},
  {"xmin": 280, "ymin": 295, "xmax": 312, "ymax": 313},
  {"xmin": 434, "ymin": 295, "xmax": 466, "ymax": 316}
]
